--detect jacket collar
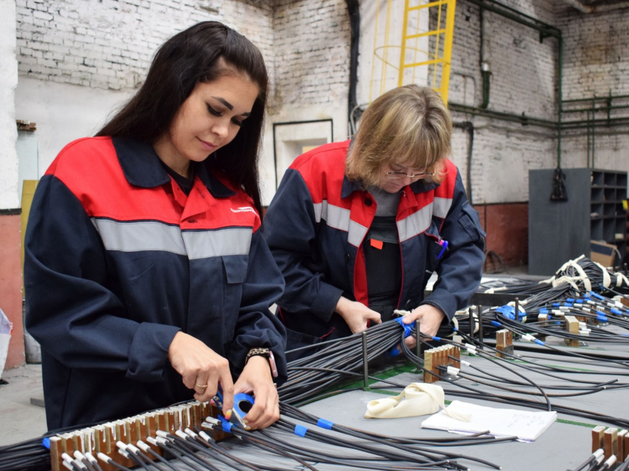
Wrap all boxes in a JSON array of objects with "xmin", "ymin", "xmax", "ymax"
[
  {"xmin": 112, "ymin": 137, "xmax": 235, "ymax": 198},
  {"xmin": 341, "ymin": 174, "xmax": 439, "ymax": 199}
]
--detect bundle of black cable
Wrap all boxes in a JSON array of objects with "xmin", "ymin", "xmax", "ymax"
[{"xmin": 280, "ymin": 319, "xmax": 413, "ymax": 405}]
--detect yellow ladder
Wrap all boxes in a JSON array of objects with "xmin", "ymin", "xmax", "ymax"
[{"xmin": 370, "ymin": 0, "xmax": 457, "ymax": 105}]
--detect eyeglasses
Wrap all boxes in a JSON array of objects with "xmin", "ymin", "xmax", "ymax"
[{"xmin": 384, "ymin": 170, "xmax": 434, "ymax": 180}]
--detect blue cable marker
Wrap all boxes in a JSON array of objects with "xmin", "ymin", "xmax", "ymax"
[
  {"xmin": 219, "ymin": 416, "xmax": 233, "ymax": 433},
  {"xmin": 317, "ymin": 419, "xmax": 334, "ymax": 430},
  {"xmin": 591, "ymin": 292, "xmax": 605, "ymax": 301},
  {"xmin": 491, "ymin": 320, "xmax": 502, "ymax": 327},
  {"xmin": 294, "ymin": 424, "xmax": 308, "ymax": 437},
  {"xmin": 42, "ymin": 437, "xmax": 50, "ymax": 449},
  {"xmin": 394, "ymin": 316, "xmax": 414, "ymax": 338},
  {"xmin": 437, "ymin": 239, "xmax": 449, "ymax": 259},
  {"xmin": 388, "ymin": 317, "xmax": 414, "ymax": 356},
  {"xmin": 534, "ymin": 339, "xmax": 546, "ymax": 346}
]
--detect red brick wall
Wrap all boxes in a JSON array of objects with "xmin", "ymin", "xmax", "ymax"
[
  {"xmin": 474, "ymin": 203, "xmax": 528, "ymax": 272},
  {"xmin": 0, "ymin": 214, "xmax": 25, "ymax": 370}
]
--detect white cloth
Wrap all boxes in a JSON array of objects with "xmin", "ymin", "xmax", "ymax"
[{"xmin": 364, "ymin": 383, "xmax": 471, "ymax": 420}]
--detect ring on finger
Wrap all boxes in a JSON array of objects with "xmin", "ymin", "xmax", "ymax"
[{"xmin": 195, "ymin": 383, "xmax": 208, "ymax": 389}]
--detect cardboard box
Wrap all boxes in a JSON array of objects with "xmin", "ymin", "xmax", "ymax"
[{"xmin": 590, "ymin": 240, "xmax": 617, "ymax": 267}]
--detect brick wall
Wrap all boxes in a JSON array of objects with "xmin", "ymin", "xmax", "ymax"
[
  {"xmin": 16, "ymin": 0, "xmax": 273, "ymax": 91},
  {"xmin": 448, "ymin": 0, "xmax": 560, "ymax": 206},
  {"xmin": 557, "ymin": 6, "xmax": 629, "ymax": 180}
]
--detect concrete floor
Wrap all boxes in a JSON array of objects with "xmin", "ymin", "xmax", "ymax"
[{"xmin": 0, "ymin": 363, "xmax": 47, "ymax": 447}]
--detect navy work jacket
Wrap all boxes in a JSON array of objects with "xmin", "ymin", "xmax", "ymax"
[
  {"xmin": 24, "ymin": 137, "xmax": 287, "ymax": 430},
  {"xmin": 263, "ymin": 140, "xmax": 485, "ymax": 348}
]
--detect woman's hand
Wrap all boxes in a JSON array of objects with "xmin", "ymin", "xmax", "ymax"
[
  {"xmin": 231, "ymin": 355, "xmax": 280, "ymax": 429},
  {"xmin": 335, "ymin": 296, "xmax": 382, "ymax": 334},
  {"xmin": 168, "ymin": 331, "xmax": 235, "ymax": 412},
  {"xmin": 402, "ymin": 305, "xmax": 446, "ymax": 348}
]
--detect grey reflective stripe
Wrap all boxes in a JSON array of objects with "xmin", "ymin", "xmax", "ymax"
[
  {"xmin": 92, "ymin": 218, "xmax": 251, "ymax": 258},
  {"xmin": 433, "ymin": 196, "xmax": 452, "ymax": 219},
  {"xmin": 348, "ymin": 220, "xmax": 368, "ymax": 247},
  {"xmin": 92, "ymin": 219, "xmax": 187, "ymax": 255},
  {"xmin": 397, "ymin": 205, "xmax": 433, "ymax": 242},
  {"xmin": 312, "ymin": 200, "xmax": 368, "ymax": 247},
  {"xmin": 182, "ymin": 228, "xmax": 251, "ymax": 259}
]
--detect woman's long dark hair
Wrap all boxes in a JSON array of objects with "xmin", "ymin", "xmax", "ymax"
[{"xmin": 97, "ymin": 21, "xmax": 268, "ymax": 215}]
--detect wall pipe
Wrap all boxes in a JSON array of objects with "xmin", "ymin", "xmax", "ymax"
[
  {"xmin": 345, "ymin": 0, "xmax": 360, "ymax": 136},
  {"xmin": 449, "ymin": 102, "xmax": 558, "ymax": 129},
  {"xmin": 454, "ymin": 121, "xmax": 475, "ymax": 205}
]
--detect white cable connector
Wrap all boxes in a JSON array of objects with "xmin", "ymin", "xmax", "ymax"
[
  {"xmin": 199, "ymin": 430, "xmax": 213, "ymax": 443},
  {"xmin": 446, "ymin": 366, "xmax": 460, "ymax": 376},
  {"xmin": 84, "ymin": 452, "xmax": 97, "ymax": 465},
  {"xmin": 72, "ymin": 451, "xmax": 88, "ymax": 469},
  {"xmin": 137, "ymin": 441, "xmax": 150, "ymax": 452},
  {"xmin": 464, "ymin": 344, "xmax": 477, "ymax": 355},
  {"xmin": 521, "ymin": 334, "xmax": 536, "ymax": 342}
]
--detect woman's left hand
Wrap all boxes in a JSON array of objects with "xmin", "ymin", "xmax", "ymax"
[
  {"xmin": 231, "ymin": 356, "xmax": 280, "ymax": 430},
  {"xmin": 401, "ymin": 305, "xmax": 446, "ymax": 348}
]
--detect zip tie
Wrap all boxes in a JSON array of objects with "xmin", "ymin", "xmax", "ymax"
[
  {"xmin": 317, "ymin": 419, "xmax": 334, "ymax": 430},
  {"xmin": 295, "ymin": 424, "xmax": 308, "ymax": 437}
]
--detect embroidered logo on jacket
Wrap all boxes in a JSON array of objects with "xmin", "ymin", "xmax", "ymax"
[{"xmin": 231, "ymin": 206, "xmax": 256, "ymax": 214}]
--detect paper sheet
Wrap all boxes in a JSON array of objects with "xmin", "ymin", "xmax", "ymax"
[{"xmin": 421, "ymin": 400, "xmax": 557, "ymax": 442}]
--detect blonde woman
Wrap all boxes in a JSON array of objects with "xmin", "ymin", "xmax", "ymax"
[{"xmin": 263, "ymin": 85, "xmax": 485, "ymax": 360}]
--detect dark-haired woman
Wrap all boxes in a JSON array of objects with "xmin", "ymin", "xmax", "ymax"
[{"xmin": 24, "ymin": 21, "xmax": 286, "ymax": 431}]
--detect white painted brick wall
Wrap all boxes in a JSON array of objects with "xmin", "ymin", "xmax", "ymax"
[
  {"xmin": 16, "ymin": 0, "xmax": 274, "ymax": 91},
  {"xmin": 272, "ymin": 0, "xmax": 350, "ymax": 108},
  {"xmin": 12, "ymin": 0, "xmax": 629, "ymax": 206},
  {"xmin": 557, "ymin": 7, "xmax": 629, "ymax": 180}
]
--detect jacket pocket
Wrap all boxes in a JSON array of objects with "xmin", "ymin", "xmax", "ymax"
[
  {"xmin": 221, "ymin": 255, "xmax": 248, "ymax": 343},
  {"xmin": 459, "ymin": 202, "xmax": 486, "ymax": 242}
]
